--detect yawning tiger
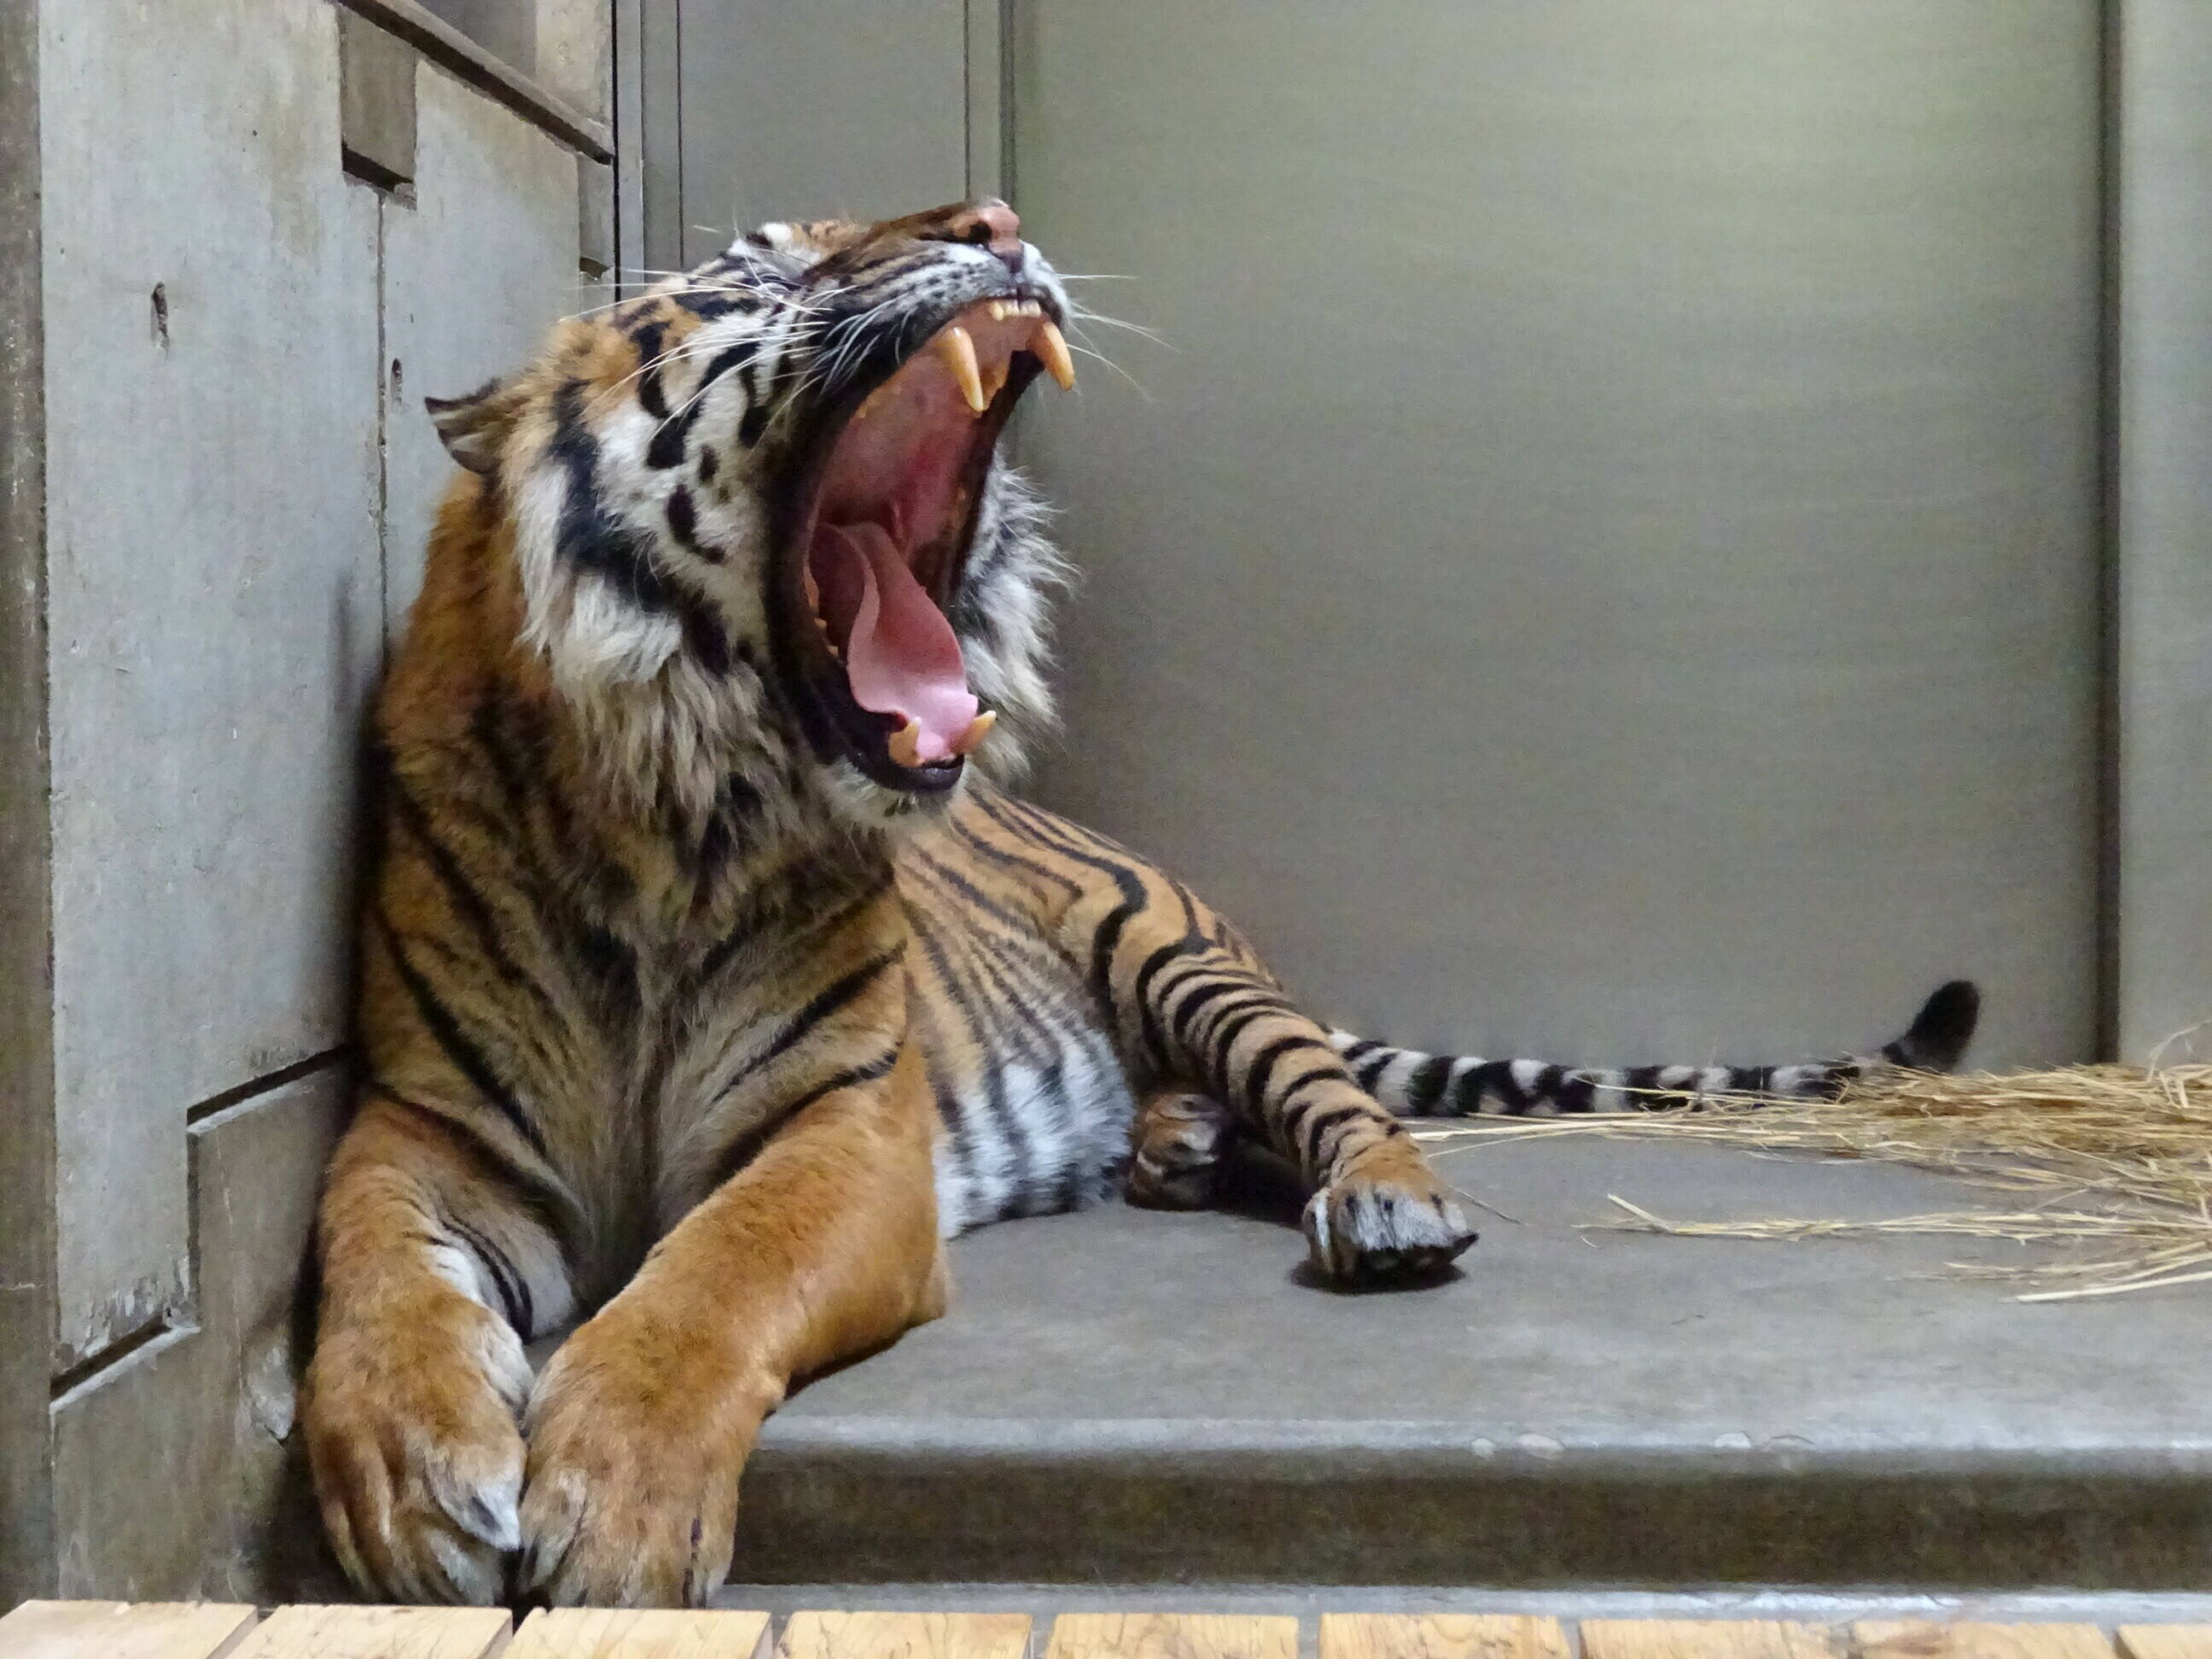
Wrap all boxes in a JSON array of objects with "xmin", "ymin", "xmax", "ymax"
[{"xmin": 303, "ymin": 199, "xmax": 1979, "ymax": 1609}]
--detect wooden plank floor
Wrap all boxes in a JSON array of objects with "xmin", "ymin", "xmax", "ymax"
[{"xmin": 3, "ymin": 1605, "xmax": 2209, "ymax": 1659}]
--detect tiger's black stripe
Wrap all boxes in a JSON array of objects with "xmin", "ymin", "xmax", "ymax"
[
  {"xmin": 440, "ymin": 1208, "xmax": 533, "ymax": 1335},
  {"xmin": 708, "ymin": 951, "xmax": 899, "ymax": 1109},
  {"xmin": 905, "ymin": 905, "xmax": 1044, "ymax": 1190},
  {"xmin": 383, "ymin": 765, "xmax": 565, "ymax": 1035},
  {"xmin": 646, "ymin": 341, "xmax": 757, "ymax": 469},
  {"xmin": 374, "ymin": 910, "xmax": 552, "ymax": 1165},
  {"xmin": 707, "ymin": 1050, "xmax": 901, "ymax": 1190},
  {"xmin": 362, "ymin": 1078, "xmax": 579, "ymax": 1267}
]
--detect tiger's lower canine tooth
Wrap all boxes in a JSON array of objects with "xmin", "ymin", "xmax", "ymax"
[
  {"xmin": 888, "ymin": 718, "xmax": 925, "ymax": 768},
  {"xmin": 938, "ymin": 325, "xmax": 987, "ymax": 412},
  {"xmin": 952, "ymin": 710, "xmax": 998, "ymax": 755},
  {"xmin": 1034, "ymin": 319, "xmax": 1076, "ymax": 390}
]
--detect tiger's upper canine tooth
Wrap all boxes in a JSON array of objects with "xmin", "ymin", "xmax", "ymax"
[
  {"xmin": 888, "ymin": 718, "xmax": 925, "ymax": 769},
  {"xmin": 938, "ymin": 325, "xmax": 987, "ymax": 412},
  {"xmin": 951, "ymin": 709, "xmax": 998, "ymax": 755},
  {"xmin": 1033, "ymin": 318, "xmax": 1076, "ymax": 390}
]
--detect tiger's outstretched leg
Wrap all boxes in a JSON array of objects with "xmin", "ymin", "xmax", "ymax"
[
  {"xmin": 1124, "ymin": 1089, "xmax": 1240, "ymax": 1210},
  {"xmin": 515, "ymin": 1043, "xmax": 946, "ymax": 1608},
  {"xmin": 995, "ymin": 797, "xmax": 1477, "ymax": 1282},
  {"xmin": 305, "ymin": 1094, "xmax": 575, "ymax": 1604},
  {"xmin": 1133, "ymin": 940, "xmax": 1479, "ymax": 1281}
]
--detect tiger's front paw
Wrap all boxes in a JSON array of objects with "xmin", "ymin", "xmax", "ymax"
[
  {"xmin": 517, "ymin": 1311, "xmax": 766, "ymax": 1607},
  {"xmin": 304, "ymin": 1285, "xmax": 530, "ymax": 1604},
  {"xmin": 1302, "ymin": 1144, "xmax": 1478, "ymax": 1285}
]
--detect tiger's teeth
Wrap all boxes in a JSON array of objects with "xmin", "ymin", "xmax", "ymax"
[
  {"xmin": 938, "ymin": 325, "xmax": 987, "ymax": 412},
  {"xmin": 952, "ymin": 710, "xmax": 997, "ymax": 755},
  {"xmin": 987, "ymin": 300, "xmax": 1010, "ymax": 322},
  {"xmin": 981, "ymin": 356, "xmax": 1009, "ymax": 404},
  {"xmin": 1033, "ymin": 319, "xmax": 1076, "ymax": 390},
  {"xmin": 888, "ymin": 718, "xmax": 925, "ymax": 768}
]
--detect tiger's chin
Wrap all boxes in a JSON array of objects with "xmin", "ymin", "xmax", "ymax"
[{"xmin": 771, "ymin": 294, "xmax": 1074, "ymax": 804}]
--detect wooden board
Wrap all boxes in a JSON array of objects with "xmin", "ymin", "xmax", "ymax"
[
  {"xmin": 2119, "ymin": 1632, "xmax": 2212, "ymax": 1659},
  {"xmin": 511, "ymin": 1609, "xmax": 772, "ymax": 1658},
  {"xmin": 1856, "ymin": 1625, "xmax": 2114, "ymax": 1659},
  {"xmin": 1583, "ymin": 1622, "xmax": 1841, "ymax": 1659},
  {"xmin": 0, "ymin": 1601, "xmax": 259, "ymax": 1659},
  {"xmin": 1321, "ymin": 1615, "xmax": 1572, "ymax": 1659},
  {"xmin": 1043, "ymin": 1615, "xmax": 1299, "ymax": 1659},
  {"xmin": 783, "ymin": 1612, "xmax": 1034, "ymax": 1659},
  {"xmin": 227, "ymin": 1604, "xmax": 510, "ymax": 1659}
]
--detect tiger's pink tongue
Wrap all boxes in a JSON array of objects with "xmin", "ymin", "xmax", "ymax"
[{"xmin": 830, "ymin": 521, "xmax": 979, "ymax": 764}]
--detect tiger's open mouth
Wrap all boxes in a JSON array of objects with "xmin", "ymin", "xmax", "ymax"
[{"xmin": 777, "ymin": 295, "xmax": 1074, "ymax": 793}]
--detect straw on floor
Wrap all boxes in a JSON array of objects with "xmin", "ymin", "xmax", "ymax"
[{"xmin": 1412, "ymin": 1060, "xmax": 2212, "ymax": 1301}]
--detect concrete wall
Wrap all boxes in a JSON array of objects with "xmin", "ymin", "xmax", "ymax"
[
  {"xmin": 1013, "ymin": 0, "xmax": 2104, "ymax": 1067},
  {"xmin": 0, "ymin": 0, "xmax": 56, "ymax": 1610},
  {"xmin": 11, "ymin": 0, "xmax": 602, "ymax": 1601}
]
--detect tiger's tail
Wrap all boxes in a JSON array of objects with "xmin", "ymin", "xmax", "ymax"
[{"xmin": 1329, "ymin": 980, "xmax": 1981, "ymax": 1119}]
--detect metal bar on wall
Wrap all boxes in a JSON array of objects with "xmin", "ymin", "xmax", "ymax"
[
  {"xmin": 612, "ymin": 0, "xmax": 647, "ymax": 292},
  {"xmin": 637, "ymin": 0, "xmax": 684, "ymax": 275}
]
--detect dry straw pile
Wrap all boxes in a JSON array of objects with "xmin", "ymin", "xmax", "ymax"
[{"xmin": 1412, "ymin": 1058, "xmax": 2212, "ymax": 1301}]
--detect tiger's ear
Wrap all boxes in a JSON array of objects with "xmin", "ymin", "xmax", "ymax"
[{"xmin": 425, "ymin": 378, "xmax": 524, "ymax": 474}]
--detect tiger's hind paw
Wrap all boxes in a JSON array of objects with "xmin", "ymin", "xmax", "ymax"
[
  {"xmin": 1124, "ymin": 1090, "xmax": 1237, "ymax": 1211},
  {"xmin": 1301, "ymin": 1151, "xmax": 1478, "ymax": 1286}
]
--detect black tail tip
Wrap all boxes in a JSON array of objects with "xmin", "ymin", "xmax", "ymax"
[{"xmin": 1889, "ymin": 978, "xmax": 1982, "ymax": 1072}]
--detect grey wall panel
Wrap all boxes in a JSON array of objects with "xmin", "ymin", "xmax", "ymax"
[
  {"xmin": 673, "ymin": 0, "xmax": 968, "ymax": 261},
  {"xmin": 2116, "ymin": 2, "xmax": 2212, "ymax": 1062},
  {"xmin": 535, "ymin": 0, "xmax": 611, "ymax": 125},
  {"xmin": 42, "ymin": 0, "xmax": 381, "ymax": 1364},
  {"xmin": 384, "ymin": 60, "xmax": 583, "ymax": 629},
  {"xmin": 50, "ymin": 1070, "xmax": 346, "ymax": 1600},
  {"xmin": 1015, "ymin": 1, "xmax": 2101, "ymax": 1067}
]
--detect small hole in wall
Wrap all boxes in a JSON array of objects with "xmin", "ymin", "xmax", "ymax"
[
  {"xmin": 148, "ymin": 282, "xmax": 170, "ymax": 351},
  {"xmin": 390, "ymin": 358, "xmax": 404, "ymax": 399}
]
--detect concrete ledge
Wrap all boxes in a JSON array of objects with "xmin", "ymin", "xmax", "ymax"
[
  {"xmin": 334, "ymin": 0, "xmax": 611, "ymax": 160},
  {"xmin": 735, "ymin": 1138, "xmax": 2212, "ymax": 1590}
]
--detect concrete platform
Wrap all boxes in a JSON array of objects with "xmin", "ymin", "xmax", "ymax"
[{"xmin": 732, "ymin": 1135, "xmax": 2212, "ymax": 1592}]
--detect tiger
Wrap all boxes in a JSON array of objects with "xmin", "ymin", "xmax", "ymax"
[{"xmin": 302, "ymin": 197, "xmax": 1982, "ymax": 1610}]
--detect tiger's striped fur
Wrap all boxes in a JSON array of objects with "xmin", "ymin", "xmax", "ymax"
[
  {"xmin": 304, "ymin": 200, "xmax": 1978, "ymax": 1611},
  {"xmin": 1330, "ymin": 977, "xmax": 1981, "ymax": 1121}
]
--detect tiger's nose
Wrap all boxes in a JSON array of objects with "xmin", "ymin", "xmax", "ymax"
[{"xmin": 940, "ymin": 199, "xmax": 1024, "ymax": 271}]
